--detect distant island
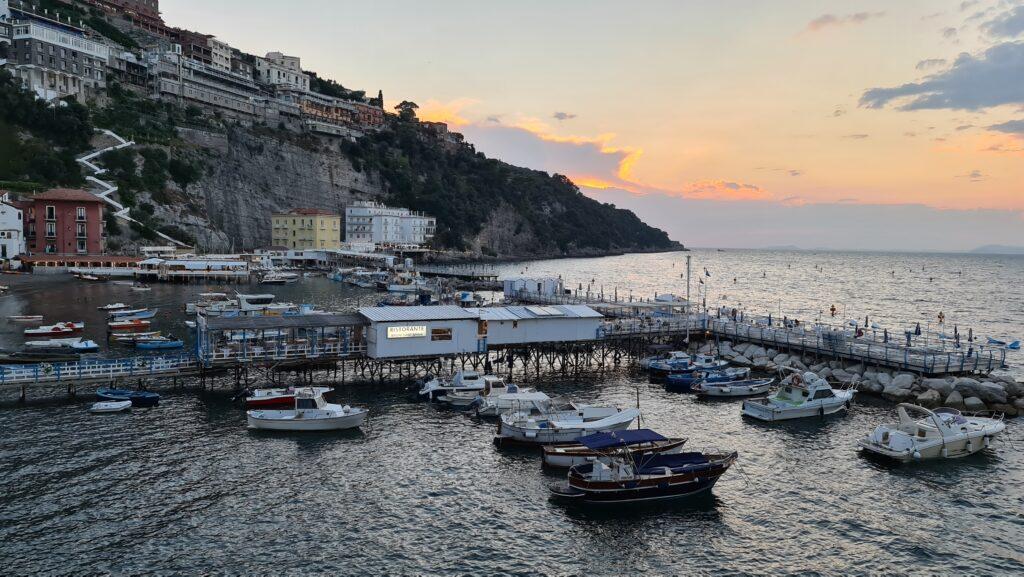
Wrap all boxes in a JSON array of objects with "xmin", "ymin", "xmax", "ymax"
[{"xmin": 970, "ymin": 245, "xmax": 1024, "ymax": 255}]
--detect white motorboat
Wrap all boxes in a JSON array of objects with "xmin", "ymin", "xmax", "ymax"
[
  {"xmin": 496, "ymin": 406, "xmax": 641, "ymax": 445},
  {"xmin": 387, "ymin": 272, "xmax": 430, "ymax": 293},
  {"xmin": 130, "ymin": 284, "xmax": 151, "ymax": 291},
  {"xmin": 476, "ymin": 391, "xmax": 554, "ymax": 418},
  {"xmin": 441, "ymin": 375, "xmax": 525, "ymax": 408},
  {"xmin": 260, "ymin": 271, "xmax": 299, "ymax": 285},
  {"xmin": 639, "ymin": 349, "xmax": 688, "ymax": 370},
  {"xmin": 24, "ymin": 337, "xmax": 83, "ymax": 348},
  {"xmin": 650, "ymin": 353, "xmax": 729, "ymax": 374},
  {"xmin": 24, "ymin": 321, "xmax": 84, "ymax": 336},
  {"xmin": 89, "ymin": 400, "xmax": 132, "ymax": 413},
  {"xmin": 858, "ymin": 404, "xmax": 1006, "ymax": 462},
  {"xmin": 741, "ymin": 371, "xmax": 855, "ymax": 421},
  {"xmin": 98, "ymin": 303, "xmax": 129, "ymax": 311},
  {"xmin": 247, "ymin": 388, "xmax": 367, "ymax": 431},
  {"xmin": 8, "ymin": 315, "xmax": 43, "ymax": 323},
  {"xmin": 694, "ymin": 377, "xmax": 775, "ymax": 397},
  {"xmin": 418, "ymin": 370, "xmax": 485, "ymax": 401}
]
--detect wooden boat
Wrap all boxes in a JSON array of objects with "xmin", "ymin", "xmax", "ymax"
[
  {"xmin": 243, "ymin": 386, "xmax": 334, "ymax": 409},
  {"xmin": 96, "ymin": 388, "xmax": 160, "ymax": 407},
  {"xmin": 8, "ymin": 315, "xmax": 44, "ymax": 323},
  {"xmin": 246, "ymin": 388, "xmax": 367, "ymax": 431},
  {"xmin": 89, "ymin": 400, "xmax": 132, "ymax": 413},
  {"xmin": 24, "ymin": 322, "xmax": 84, "ymax": 336},
  {"xmin": 98, "ymin": 303, "xmax": 129, "ymax": 311},
  {"xmin": 543, "ymin": 429, "xmax": 688, "ymax": 468},
  {"xmin": 107, "ymin": 319, "xmax": 151, "ymax": 331},
  {"xmin": 109, "ymin": 330, "xmax": 161, "ymax": 340},
  {"xmin": 108, "ymin": 307, "xmax": 150, "ymax": 318},
  {"xmin": 694, "ymin": 377, "xmax": 775, "ymax": 397},
  {"xmin": 135, "ymin": 339, "xmax": 183, "ymax": 350},
  {"xmin": 665, "ymin": 367, "xmax": 752, "ymax": 392},
  {"xmin": 550, "ymin": 446, "xmax": 738, "ymax": 504},
  {"xmin": 496, "ymin": 406, "xmax": 641, "ymax": 445},
  {"xmin": 858, "ymin": 404, "xmax": 1006, "ymax": 462}
]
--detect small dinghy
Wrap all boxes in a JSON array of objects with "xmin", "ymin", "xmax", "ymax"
[
  {"xmin": 130, "ymin": 284, "xmax": 152, "ymax": 291},
  {"xmin": 858, "ymin": 404, "xmax": 1006, "ymax": 462},
  {"xmin": 247, "ymin": 388, "xmax": 367, "ymax": 431},
  {"xmin": 108, "ymin": 307, "xmax": 150, "ymax": 318},
  {"xmin": 89, "ymin": 400, "xmax": 132, "ymax": 413},
  {"xmin": 8, "ymin": 315, "xmax": 43, "ymax": 323},
  {"xmin": 98, "ymin": 303, "xmax": 129, "ymax": 311},
  {"xmin": 135, "ymin": 338, "xmax": 183, "ymax": 350},
  {"xmin": 24, "ymin": 322, "xmax": 84, "ymax": 336},
  {"xmin": 496, "ymin": 406, "xmax": 641, "ymax": 445},
  {"xmin": 543, "ymin": 429, "xmax": 688, "ymax": 468},
  {"xmin": 96, "ymin": 388, "xmax": 160, "ymax": 407},
  {"xmin": 694, "ymin": 377, "xmax": 775, "ymax": 398}
]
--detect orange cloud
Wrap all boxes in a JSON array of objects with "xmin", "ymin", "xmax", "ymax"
[
  {"xmin": 414, "ymin": 98, "xmax": 479, "ymax": 127},
  {"xmin": 678, "ymin": 180, "xmax": 772, "ymax": 201}
]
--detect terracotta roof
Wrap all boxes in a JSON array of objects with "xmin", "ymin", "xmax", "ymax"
[
  {"xmin": 276, "ymin": 208, "xmax": 338, "ymax": 216},
  {"xmin": 32, "ymin": 189, "xmax": 104, "ymax": 202},
  {"xmin": 21, "ymin": 255, "xmax": 142, "ymax": 263}
]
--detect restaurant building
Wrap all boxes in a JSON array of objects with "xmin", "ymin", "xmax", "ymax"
[{"xmin": 21, "ymin": 189, "xmax": 105, "ymax": 255}]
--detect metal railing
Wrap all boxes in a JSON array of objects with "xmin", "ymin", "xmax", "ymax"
[{"xmin": 0, "ymin": 354, "xmax": 200, "ymax": 386}]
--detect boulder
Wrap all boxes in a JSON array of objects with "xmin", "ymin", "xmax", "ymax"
[
  {"xmin": 876, "ymin": 373, "xmax": 892, "ymax": 387},
  {"xmin": 791, "ymin": 359, "xmax": 808, "ymax": 372},
  {"xmin": 773, "ymin": 353, "xmax": 789, "ymax": 365},
  {"xmin": 732, "ymin": 354, "xmax": 752, "ymax": 366},
  {"xmin": 989, "ymin": 403, "xmax": 1018, "ymax": 417},
  {"xmin": 846, "ymin": 364, "xmax": 865, "ymax": 375},
  {"xmin": 869, "ymin": 382, "xmax": 884, "ymax": 394},
  {"xmin": 753, "ymin": 356, "xmax": 770, "ymax": 369},
  {"xmin": 829, "ymin": 360, "xmax": 844, "ymax": 370},
  {"xmin": 962, "ymin": 396, "xmax": 987, "ymax": 412},
  {"xmin": 882, "ymin": 386, "xmax": 916, "ymax": 402},
  {"xmin": 916, "ymin": 389, "xmax": 942, "ymax": 408},
  {"xmin": 834, "ymin": 371, "xmax": 859, "ymax": 384},
  {"xmin": 953, "ymin": 379, "xmax": 1007, "ymax": 405},
  {"xmin": 1014, "ymin": 398, "xmax": 1024, "ymax": 411},
  {"xmin": 818, "ymin": 367, "xmax": 833, "ymax": 379},
  {"xmin": 810, "ymin": 362, "xmax": 828, "ymax": 373},
  {"xmin": 921, "ymin": 378, "xmax": 954, "ymax": 397},
  {"xmin": 944, "ymin": 391, "xmax": 965, "ymax": 410},
  {"xmin": 856, "ymin": 380, "xmax": 875, "ymax": 393},
  {"xmin": 998, "ymin": 380, "xmax": 1023, "ymax": 399},
  {"xmin": 889, "ymin": 374, "xmax": 915, "ymax": 390},
  {"xmin": 698, "ymin": 342, "xmax": 714, "ymax": 354}
]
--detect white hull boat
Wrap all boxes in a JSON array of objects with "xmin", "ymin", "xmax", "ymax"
[
  {"xmin": 89, "ymin": 400, "xmax": 132, "ymax": 413},
  {"xmin": 476, "ymin": 391, "xmax": 553, "ymax": 417},
  {"xmin": 247, "ymin": 388, "xmax": 367, "ymax": 431},
  {"xmin": 497, "ymin": 407, "xmax": 641, "ymax": 445},
  {"xmin": 695, "ymin": 378, "xmax": 775, "ymax": 397},
  {"xmin": 419, "ymin": 370, "xmax": 485, "ymax": 401},
  {"xmin": 858, "ymin": 404, "xmax": 1006, "ymax": 462},
  {"xmin": 24, "ymin": 337, "xmax": 83, "ymax": 348},
  {"xmin": 741, "ymin": 372, "xmax": 854, "ymax": 422},
  {"xmin": 441, "ymin": 375, "xmax": 524, "ymax": 408}
]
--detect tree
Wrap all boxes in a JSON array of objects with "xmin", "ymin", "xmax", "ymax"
[{"xmin": 395, "ymin": 100, "xmax": 419, "ymax": 122}]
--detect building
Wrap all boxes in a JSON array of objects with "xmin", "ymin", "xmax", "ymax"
[
  {"xmin": 344, "ymin": 201, "xmax": 435, "ymax": 248},
  {"xmin": 272, "ymin": 208, "xmax": 342, "ymax": 250},
  {"xmin": 150, "ymin": 49, "xmax": 261, "ymax": 118},
  {"xmin": 107, "ymin": 49, "xmax": 147, "ymax": 88},
  {"xmin": 82, "ymin": 0, "xmax": 172, "ymax": 37},
  {"xmin": 22, "ymin": 189, "xmax": 105, "ymax": 255},
  {"xmin": 0, "ymin": 192, "xmax": 26, "ymax": 261},
  {"xmin": 421, "ymin": 121, "xmax": 466, "ymax": 150},
  {"xmin": 8, "ymin": 15, "xmax": 108, "ymax": 100},
  {"xmin": 503, "ymin": 277, "xmax": 566, "ymax": 299},
  {"xmin": 465, "ymin": 305, "xmax": 603, "ymax": 346},
  {"xmin": 208, "ymin": 37, "xmax": 231, "ymax": 71},
  {"xmin": 176, "ymin": 28, "xmax": 212, "ymax": 66},
  {"xmin": 0, "ymin": 1, "xmax": 11, "ymax": 66},
  {"xmin": 255, "ymin": 51, "xmax": 309, "ymax": 92}
]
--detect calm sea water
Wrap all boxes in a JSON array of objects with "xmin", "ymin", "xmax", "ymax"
[{"xmin": 1, "ymin": 249, "xmax": 1022, "ymax": 576}]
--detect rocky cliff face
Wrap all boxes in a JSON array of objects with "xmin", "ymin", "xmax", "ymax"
[{"xmin": 161, "ymin": 127, "xmax": 384, "ymax": 252}]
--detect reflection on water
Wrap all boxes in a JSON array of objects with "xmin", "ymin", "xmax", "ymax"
[{"xmin": 0, "ymin": 250, "xmax": 1021, "ymax": 574}]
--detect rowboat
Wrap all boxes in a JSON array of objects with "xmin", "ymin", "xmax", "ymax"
[
  {"xmin": 135, "ymin": 339, "xmax": 183, "ymax": 350},
  {"xmin": 89, "ymin": 400, "xmax": 132, "ymax": 413},
  {"xmin": 542, "ymin": 429, "xmax": 688, "ymax": 468},
  {"xmin": 98, "ymin": 303, "xmax": 129, "ymax": 311},
  {"xmin": 96, "ymin": 388, "xmax": 160, "ymax": 407},
  {"xmin": 107, "ymin": 319, "xmax": 151, "ymax": 331},
  {"xmin": 694, "ymin": 377, "xmax": 775, "ymax": 397},
  {"xmin": 24, "ymin": 322, "xmax": 84, "ymax": 336},
  {"xmin": 8, "ymin": 315, "xmax": 44, "ymax": 323},
  {"xmin": 0, "ymin": 351, "xmax": 81, "ymax": 364},
  {"xmin": 247, "ymin": 388, "xmax": 367, "ymax": 431},
  {"xmin": 108, "ymin": 307, "xmax": 150, "ymax": 318},
  {"xmin": 109, "ymin": 330, "xmax": 161, "ymax": 341}
]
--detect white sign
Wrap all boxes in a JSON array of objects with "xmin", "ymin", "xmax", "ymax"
[{"xmin": 387, "ymin": 325, "xmax": 427, "ymax": 339}]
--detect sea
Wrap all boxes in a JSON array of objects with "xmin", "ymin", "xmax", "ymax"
[{"xmin": 1, "ymin": 249, "xmax": 1022, "ymax": 576}]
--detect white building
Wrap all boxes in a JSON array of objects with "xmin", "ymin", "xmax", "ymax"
[
  {"xmin": 208, "ymin": 37, "xmax": 232, "ymax": 71},
  {"xmin": 345, "ymin": 201, "xmax": 436, "ymax": 247},
  {"xmin": 9, "ymin": 18, "xmax": 109, "ymax": 101},
  {"xmin": 0, "ymin": 193, "xmax": 26, "ymax": 262},
  {"xmin": 466, "ymin": 305, "xmax": 603, "ymax": 346},
  {"xmin": 503, "ymin": 277, "xmax": 565, "ymax": 299},
  {"xmin": 255, "ymin": 51, "xmax": 310, "ymax": 92}
]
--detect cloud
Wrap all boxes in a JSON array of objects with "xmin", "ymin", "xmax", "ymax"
[
  {"xmin": 788, "ymin": 169, "xmax": 803, "ymax": 177},
  {"xmin": 916, "ymin": 58, "xmax": 947, "ymax": 70},
  {"xmin": 904, "ymin": 131, "xmax": 918, "ymax": 137},
  {"xmin": 860, "ymin": 42, "xmax": 1024, "ymax": 111},
  {"xmin": 955, "ymin": 124, "xmax": 974, "ymax": 130},
  {"xmin": 805, "ymin": 12, "xmax": 885, "ymax": 32},
  {"xmin": 678, "ymin": 180, "xmax": 771, "ymax": 201},
  {"xmin": 956, "ymin": 169, "xmax": 986, "ymax": 181},
  {"xmin": 843, "ymin": 133, "xmax": 870, "ymax": 139},
  {"xmin": 982, "ymin": 5, "xmax": 1024, "ymax": 37},
  {"xmin": 415, "ymin": 97, "xmax": 480, "ymax": 126},
  {"xmin": 552, "ymin": 112, "xmax": 577, "ymax": 121},
  {"xmin": 485, "ymin": 115, "xmax": 502, "ymax": 123},
  {"xmin": 941, "ymin": 26, "xmax": 959, "ymax": 40},
  {"xmin": 988, "ymin": 118, "xmax": 1024, "ymax": 136},
  {"xmin": 832, "ymin": 107, "xmax": 846, "ymax": 117},
  {"xmin": 960, "ymin": 0, "xmax": 979, "ymax": 12}
]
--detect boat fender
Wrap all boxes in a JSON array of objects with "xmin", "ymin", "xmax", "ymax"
[
  {"xmin": 343, "ymin": 405, "xmax": 351, "ymax": 414},
  {"xmin": 982, "ymin": 436, "xmax": 990, "ymax": 448},
  {"xmin": 941, "ymin": 447, "xmax": 948, "ymax": 458},
  {"xmin": 819, "ymin": 406, "xmax": 825, "ymax": 418},
  {"xmin": 912, "ymin": 451, "xmax": 922, "ymax": 460},
  {"xmin": 966, "ymin": 439, "xmax": 973, "ymax": 452}
]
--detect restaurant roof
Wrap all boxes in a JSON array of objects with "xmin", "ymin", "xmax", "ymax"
[
  {"xmin": 205, "ymin": 313, "xmax": 367, "ymax": 331},
  {"xmin": 358, "ymin": 306, "xmax": 478, "ymax": 322}
]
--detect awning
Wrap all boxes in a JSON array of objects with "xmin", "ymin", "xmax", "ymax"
[{"xmin": 578, "ymin": 429, "xmax": 667, "ymax": 450}]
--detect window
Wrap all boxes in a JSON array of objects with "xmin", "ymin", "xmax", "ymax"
[
  {"xmin": 431, "ymin": 328, "xmax": 453, "ymax": 341},
  {"xmin": 45, "ymin": 222, "xmax": 56, "ymax": 238},
  {"xmin": 45, "ymin": 205, "xmax": 55, "ymax": 220},
  {"xmin": 76, "ymin": 223, "xmax": 87, "ymax": 238},
  {"xmin": 76, "ymin": 239, "xmax": 87, "ymax": 253},
  {"xmin": 477, "ymin": 320, "xmax": 488, "ymax": 336},
  {"xmin": 76, "ymin": 207, "xmax": 86, "ymax": 221},
  {"xmin": 45, "ymin": 243, "xmax": 56, "ymax": 254}
]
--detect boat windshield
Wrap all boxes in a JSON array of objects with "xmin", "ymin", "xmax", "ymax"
[{"xmin": 296, "ymin": 398, "xmax": 317, "ymax": 409}]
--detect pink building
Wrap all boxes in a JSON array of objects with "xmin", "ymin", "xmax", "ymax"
[{"xmin": 23, "ymin": 189, "xmax": 105, "ymax": 255}]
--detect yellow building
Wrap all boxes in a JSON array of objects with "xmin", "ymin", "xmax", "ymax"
[{"xmin": 271, "ymin": 208, "xmax": 342, "ymax": 250}]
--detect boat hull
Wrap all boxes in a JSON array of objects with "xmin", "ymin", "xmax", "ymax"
[
  {"xmin": 696, "ymin": 379, "xmax": 774, "ymax": 397},
  {"xmin": 246, "ymin": 409, "xmax": 366, "ymax": 431},
  {"xmin": 858, "ymin": 429, "xmax": 1003, "ymax": 463},
  {"xmin": 741, "ymin": 395, "xmax": 851, "ymax": 421},
  {"xmin": 497, "ymin": 416, "xmax": 636, "ymax": 445},
  {"xmin": 551, "ymin": 453, "xmax": 737, "ymax": 504},
  {"xmin": 542, "ymin": 438, "xmax": 687, "ymax": 468},
  {"xmin": 96, "ymin": 389, "xmax": 160, "ymax": 407},
  {"xmin": 90, "ymin": 401, "xmax": 132, "ymax": 413}
]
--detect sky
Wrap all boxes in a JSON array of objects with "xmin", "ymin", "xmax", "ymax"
[{"xmin": 162, "ymin": 0, "xmax": 1024, "ymax": 251}]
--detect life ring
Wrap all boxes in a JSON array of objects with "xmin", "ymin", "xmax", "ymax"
[
  {"xmin": 791, "ymin": 374, "xmax": 803, "ymax": 386},
  {"xmin": 40, "ymin": 363, "xmax": 54, "ymax": 375}
]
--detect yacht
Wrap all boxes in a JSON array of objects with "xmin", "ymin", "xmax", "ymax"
[
  {"xmin": 858, "ymin": 404, "xmax": 1006, "ymax": 462},
  {"xmin": 247, "ymin": 388, "xmax": 367, "ymax": 431},
  {"xmin": 741, "ymin": 372, "xmax": 854, "ymax": 421}
]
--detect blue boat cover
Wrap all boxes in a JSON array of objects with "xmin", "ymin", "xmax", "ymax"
[
  {"xmin": 579, "ymin": 429, "xmax": 667, "ymax": 450},
  {"xmin": 637, "ymin": 452, "xmax": 710, "ymax": 473}
]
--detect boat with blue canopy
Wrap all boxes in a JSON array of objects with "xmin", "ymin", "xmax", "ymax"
[
  {"xmin": 135, "ymin": 339, "xmax": 184, "ymax": 350},
  {"xmin": 665, "ymin": 367, "xmax": 751, "ymax": 392},
  {"xmin": 542, "ymin": 429, "xmax": 687, "ymax": 468},
  {"xmin": 96, "ymin": 388, "xmax": 160, "ymax": 407},
  {"xmin": 649, "ymin": 353, "xmax": 729, "ymax": 375}
]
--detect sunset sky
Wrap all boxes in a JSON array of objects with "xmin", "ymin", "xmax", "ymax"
[{"xmin": 164, "ymin": 0, "xmax": 1024, "ymax": 250}]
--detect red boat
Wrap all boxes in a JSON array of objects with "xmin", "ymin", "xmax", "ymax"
[
  {"xmin": 107, "ymin": 319, "xmax": 151, "ymax": 332},
  {"xmin": 244, "ymin": 386, "xmax": 333, "ymax": 409},
  {"xmin": 24, "ymin": 322, "xmax": 85, "ymax": 337}
]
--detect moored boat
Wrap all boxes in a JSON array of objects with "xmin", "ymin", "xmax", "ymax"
[
  {"xmin": 665, "ymin": 367, "xmax": 751, "ymax": 392},
  {"xmin": 418, "ymin": 370, "xmax": 485, "ymax": 401},
  {"xmin": 694, "ymin": 377, "xmax": 775, "ymax": 397},
  {"xmin": 441, "ymin": 375, "xmax": 520, "ymax": 408},
  {"xmin": 650, "ymin": 353, "xmax": 729, "ymax": 375},
  {"xmin": 98, "ymin": 303, "xmax": 129, "ymax": 311},
  {"xmin": 135, "ymin": 339, "xmax": 183, "ymax": 350},
  {"xmin": 542, "ymin": 429, "xmax": 688, "ymax": 468},
  {"xmin": 858, "ymin": 404, "xmax": 1006, "ymax": 462},
  {"xmin": 96, "ymin": 388, "xmax": 160, "ymax": 407},
  {"xmin": 741, "ymin": 372, "xmax": 854, "ymax": 421},
  {"xmin": 108, "ymin": 307, "xmax": 152, "ymax": 318},
  {"xmin": 247, "ymin": 388, "xmax": 367, "ymax": 431},
  {"xmin": 107, "ymin": 319, "xmax": 151, "ymax": 332},
  {"xmin": 24, "ymin": 322, "xmax": 84, "ymax": 337},
  {"xmin": 243, "ymin": 386, "xmax": 334, "ymax": 409},
  {"xmin": 8, "ymin": 315, "xmax": 44, "ymax": 323},
  {"xmin": 89, "ymin": 400, "xmax": 132, "ymax": 413},
  {"xmin": 496, "ymin": 406, "xmax": 641, "ymax": 445},
  {"xmin": 0, "ymin": 350, "xmax": 81, "ymax": 364},
  {"xmin": 476, "ymin": 391, "xmax": 554, "ymax": 418},
  {"xmin": 23, "ymin": 337, "xmax": 83, "ymax": 348}
]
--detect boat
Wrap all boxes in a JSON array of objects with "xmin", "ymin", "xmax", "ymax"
[
  {"xmin": 243, "ymin": 386, "xmax": 334, "ymax": 409},
  {"xmin": 96, "ymin": 388, "xmax": 160, "ymax": 407},
  {"xmin": 78, "ymin": 274, "xmax": 106, "ymax": 282},
  {"xmin": 247, "ymin": 387, "xmax": 367, "ymax": 431},
  {"xmin": 89, "ymin": 400, "xmax": 132, "ymax": 413},
  {"xmin": 542, "ymin": 429, "xmax": 688, "ymax": 468},
  {"xmin": 24, "ymin": 337, "xmax": 83, "ymax": 348},
  {"xmin": 694, "ymin": 377, "xmax": 775, "ymax": 397},
  {"xmin": 741, "ymin": 372, "xmax": 855, "ymax": 421},
  {"xmin": 418, "ymin": 370, "xmax": 486, "ymax": 401},
  {"xmin": 107, "ymin": 319, "xmax": 151, "ymax": 332},
  {"xmin": 109, "ymin": 331, "xmax": 162, "ymax": 342},
  {"xmin": 118, "ymin": 309, "xmax": 157, "ymax": 320},
  {"xmin": 476, "ymin": 391, "xmax": 555, "ymax": 418},
  {"xmin": 549, "ymin": 432, "xmax": 737, "ymax": 504},
  {"xmin": 130, "ymin": 284, "xmax": 152, "ymax": 291},
  {"xmin": 260, "ymin": 271, "xmax": 300, "ymax": 285},
  {"xmin": 24, "ymin": 322, "xmax": 84, "ymax": 336},
  {"xmin": 386, "ymin": 272, "xmax": 430, "ymax": 293},
  {"xmin": 7, "ymin": 315, "xmax": 43, "ymax": 323},
  {"xmin": 71, "ymin": 340, "xmax": 100, "ymax": 352},
  {"xmin": 440, "ymin": 375, "xmax": 519, "ymax": 408},
  {"xmin": 638, "ymin": 348, "xmax": 686, "ymax": 370},
  {"xmin": 108, "ymin": 307, "xmax": 151, "ymax": 318},
  {"xmin": 858, "ymin": 404, "xmax": 1006, "ymax": 462},
  {"xmin": 496, "ymin": 406, "xmax": 641, "ymax": 445},
  {"xmin": 135, "ymin": 339, "xmax": 183, "ymax": 350},
  {"xmin": 649, "ymin": 353, "xmax": 729, "ymax": 375},
  {"xmin": 98, "ymin": 303, "xmax": 130, "ymax": 311},
  {"xmin": 0, "ymin": 351, "xmax": 81, "ymax": 364},
  {"xmin": 665, "ymin": 367, "xmax": 751, "ymax": 392}
]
